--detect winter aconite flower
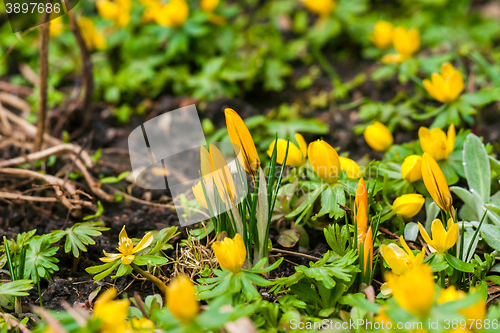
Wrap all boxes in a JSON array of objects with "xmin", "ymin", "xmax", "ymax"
[
  {"xmin": 78, "ymin": 17, "xmax": 107, "ymax": 51},
  {"xmin": 93, "ymin": 288, "xmax": 130, "ymax": 333},
  {"xmin": 339, "ymin": 157, "xmax": 362, "ymax": 179},
  {"xmin": 212, "ymin": 233, "xmax": 247, "ymax": 273},
  {"xmin": 385, "ymin": 264, "xmax": 436, "ymax": 317},
  {"xmin": 363, "ymin": 122, "xmax": 393, "ymax": 152},
  {"xmin": 100, "ymin": 226, "xmax": 153, "ymax": 265},
  {"xmin": 267, "ymin": 133, "xmax": 307, "ymax": 167},
  {"xmin": 308, "ymin": 140, "xmax": 341, "ymax": 184},
  {"xmin": 418, "ymin": 218, "xmax": 458, "ymax": 254},
  {"xmin": 200, "ymin": 0, "xmax": 219, "ymax": 12},
  {"xmin": 419, "ymin": 125, "xmax": 455, "ymax": 161},
  {"xmin": 382, "ymin": 27, "xmax": 420, "ymax": 64},
  {"xmin": 372, "ymin": 21, "xmax": 394, "ymax": 49},
  {"xmin": 166, "ymin": 275, "xmax": 199, "ymax": 324},
  {"xmin": 423, "ymin": 63, "xmax": 464, "ymax": 103},
  {"xmin": 96, "ymin": 0, "xmax": 131, "ymax": 27},
  {"xmin": 401, "ymin": 155, "xmax": 422, "ymax": 182},
  {"xmin": 380, "ymin": 236, "xmax": 425, "ymax": 275},
  {"xmin": 155, "ymin": 0, "xmax": 189, "ymax": 27},
  {"xmin": 301, "ymin": 0, "xmax": 335, "ymax": 18},
  {"xmin": 437, "ymin": 286, "xmax": 486, "ymax": 331},
  {"xmin": 225, "ymin": 108, "xmax": 260, "ymax": 177},
  {"xmin": 421, "ymin": 153, "xmax": 453, "ymax": 212},
  {"xmin": 392, "ymin": 193, "xmax": 425, "ymax": 219},
  {"xmin": 127, "ymin": 318, "xmax": 155, "ymax": 333}
]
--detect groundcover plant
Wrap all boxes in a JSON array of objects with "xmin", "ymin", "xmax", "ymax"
[{"xmin": 2, "ymin": 0, "xmax": 500, "ymax": 332}]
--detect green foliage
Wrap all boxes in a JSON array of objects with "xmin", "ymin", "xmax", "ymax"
[
  {"xmin": 50, "ymin": 222, "xmax": 110, "ymax": 258},
  {"xmin": 24, "ymin": 234, "xmax": 59, "ymax": 283}
]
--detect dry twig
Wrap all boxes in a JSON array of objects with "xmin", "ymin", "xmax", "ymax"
[{"xmin": 34, "ymin": 16, "xmax": 50, "ymax": 152}]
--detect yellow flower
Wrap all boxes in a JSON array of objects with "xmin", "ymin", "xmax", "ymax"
[
  {"xmin": 392, "ymin": 193, "xmax": 425, "ymax": 218},
  {"xmin": 423, "ymin": 63, "xmax": 464, "ymax": 103},
  {"xmin": 356, "ymin": 199, "xmax": 367, "ymax": 251},
  {"xmin": 401, "ymin": 155, "xmax": 422, "ymax": 182},
  {"xmin": 363, "ymin": 122, "xmax": 394, "ymax": 152},
  {"xmin": 93, "ymin": 288, "xmax": 130, "ymax": 333},
  {"xmin": 100, "ymin": 226, "xmax": 154, "ymax": 265},
  {"xmin": 267, "ymin": 133, "xmax": 307, "ymax": 167},
  {"xmin": 200, "ymin": 0, "xmax": 219, "ymax": 12},
  {"xmin": 355, "ymin": 177, "xmax": 368, "ymax": 215},
  {"xmin": 385, "ymin": 264, "xmax": 436, "ymax": 317},
  {"xmin": 225, "ymin": 108, "xmax": 260, "ymax": 177},
  {"xmin": 211, "ymin": 233, "xmax": 246, "ymax": 273},
  {"xmin": 192, "ymin": 181, "xmax": 208, "ymax": 209},
  {"xmin": 380, "ymin": 236, "xmax": 425, "ymax": 275},
  {"xmin": 437, "ymin": 286, "xmax": 486, "ymax": 331},
  {"xmin": 419, "ymin": 125, "xmax": 455, "ymax": 161},
  {"xmin": 78, "ymin": 17, "xmax": 107, "ymax": 51},
  {"xmin": 166, "ymin": 275, "xmax": 199, "ymax": 324},
  {"xmin": 382, "ymin": 27, "xmax": 420, "ymax": 64},
  {"xmin": 126, "ymin": 318, "xmax": 155, "ymax": 333},
  {"xmin": 308, "ymin": 140, "xmax": 341, "ymax": 184},
  {"xmin": 96, "ymin": 0, "xmax": 131, "ymax": 27},
  {"xmin": 339, "ymin": 157, "xmax": 362, "ymax": 179},
  {"xmin": 154, "ymin": 0, "xmax": 190, "ymax": 27},
  {"xmin": 199, "ymin": 144, "xmax": 237, "ymax": 204},
  {"xmin": 418, "ymin": 219, "xmax": 458, "ymax": 254},
  {"xmin": 363, "ymin": 226, "xmax": 373, "ymax": 276},
  {"xmin": 301, "ymin": 0, "xmax": 335, "ymax": 17},
  {"xmin": 49, "ymin": 17, "xmax": 64, "ymax": 38},
  {"xmin": 421, "ymin": 153, "xmax": 453, "ymax": 212},
  {"xmin": 372, "ymin": 21, "xmax": 393, "ymax": 49}
]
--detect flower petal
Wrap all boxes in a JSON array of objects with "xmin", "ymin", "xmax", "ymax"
[
  {"xmin": 295, "ymin": 133, "xmax": 308, "ymax": 160},
  {"xmin": 121, "ymin": 255, "xmax": 135, "ymax": 265},
  {"xmin": 132, "ymin": 232, "xmax": 154, "ymax": 254}
]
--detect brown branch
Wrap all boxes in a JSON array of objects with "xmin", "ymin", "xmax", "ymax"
[
  {"xmin": 0, "ymin": 101, "xmax": 12, "ymax": 136},
  {"xmin": 271, "ymin": 248, "xmax": 320, "ymax": 261},
  {"xmin": 74, "ymin": 159, "xmax": 115, "ymax": 202},
  {"xmin": 378, "ymin": 226, "xmax": 421, "ymax": 251},
  {"xmin": 0, "ymin": 143, "xmax": 94, "ymax": 168},
  {"xmin": 0, "ymin": 81, "xmax": 33, "ymax": 96},
  {"xmin": 18, "ymin": 64, "xmax": 40, "ymax": 86},
  {"xmin": 34, "ymin": 14, "xmax": 50, "ymax": 152},
  {"xmin": 0, "ymin": 191, "xmax": 96, "ymax": 209},
  {"xmin": 0, "ymin": 92, "xmax": 31, "ymax": 114}
]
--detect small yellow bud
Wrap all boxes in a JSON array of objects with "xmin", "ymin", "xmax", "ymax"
[{"xmin": 363, "ymin": 122, "xmax": 394, "ymax": 152}]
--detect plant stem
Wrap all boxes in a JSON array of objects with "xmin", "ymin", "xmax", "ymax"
[
  {"xmin": 440, "ymin": 270, "xmax": 446, "ymax": 288},
  {"xmin": 131, "ymin": 264, "xmax": 169, "ymax": 299},
  {"xmin": 34, "ymin": 7, "xmax": 50, "ymax": 152}
]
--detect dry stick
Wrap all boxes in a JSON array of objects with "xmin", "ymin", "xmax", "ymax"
[
  {"xmin": 0, "ymin": 168, "xmax": 79, "ymax": 212},
  {"xmin": 378, "ymin": 226, "xmax": 421, "ymax": 251},
  {"xmin": 271, "ymin": 248, "xmax": 320, "ymax": 262},
  {"xmin": 67, "ymin": 9, "xmax": 93, "ymax": 110},
  {"xmin": 0, "ymin": 92, "xmax": 31, "ymax": 114},
  {"xmin": 0, "ymin": 312, "xmax": 31, "ymax": 333},
  {"xmin": 0, "ymin": 101, "xmax": 12, "ymax": 136},
  {"xmin": 74, "ymin": 159, "xmax": 115, "ymax": 202},
  {"xmin": 0, "ymin": 143, "xmax": 94, "ymax": 168},
  {"xmin": 0, "ymin": 191, "xmax": 96, "ymax": 209},
  {"xmin": 34, "ymin": 12, "xmax": 50, "ymax": 152},
  {"xmin": 0, "ymin": 81, "xmax": 33, "ymax": 96}
]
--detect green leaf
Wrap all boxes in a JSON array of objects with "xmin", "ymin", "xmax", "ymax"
[
  {"xmin": 0, "ymin": 280, "xmax": 33, "ymax": 297},
  {"xmin": 478, "ymin": 224, "xmax": 500, "ymax": 251},
  {"xmin": 444, "ymin": 253, "xmax": 474, "ymax": 273},
  {"xmin": 463, "ymin": 134, "xmax": 491, "ymax": 203}
]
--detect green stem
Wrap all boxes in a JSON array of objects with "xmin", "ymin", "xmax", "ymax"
[
  {"xmin": 440, "ymin": 270, "xmax": 446, "ymax": 288},
  {"xmin": 131, "ymin": 264, "xmax": 169, "ymax": 299},
  {"xmin": 311, "ymin": 45, "xmax": 342, "ymax": 87}
]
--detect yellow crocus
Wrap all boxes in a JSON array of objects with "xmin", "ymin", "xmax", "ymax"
[
  {"xmin": 419, "ymin": 125, "xmax": 455, "ymax": 161},
  {"xmin": 211, "ymin": 233, "xmax": 246, "ymax": 273},
  {"xmin": 382, "ymin": 27, "xmax": 420, "ymax": 64},
  {"xmin": 301, "ymin": 0, "xmax": 335, "ymax": 17},
  {"xmin": 192, "ymin": 181, "xmax": 208, "ymax": 209},
  {"xmin": 100, "ymin": 226, "xmax": 154, "ymax": 265},
  {"xmin": 380, "ymin": 236, "xmax": 425, "ymax": 275},
  {"xmin": 93, "ymin": 288, "xmax": 130, "ymax": 333},
  {"xmin": 437, "ymin": 286, "xmax": 486, "ymax": 331},
  {"xmin": 267, "ymin": 133, "xmax": 307, "ymax": 167},
  {"xmin": 127, "ymin": 318, "xmax": 155, "ymax": 333},
  {"xmin": 385, "ymin": 264, "xmax": 436, "ymax": 317},
  {"xmin": 49, "ymin": 16, "xmax": 64, "ymax": 38},
  {"xmin": 166, "ymin": 275, "xmax": 199, "ymax": 324},
  {"xmin": 363, "ymin": 226, "xmax": 373, "ymax": 275},
  {"xmin": 96, "ymin": 0, "xmax": 131, "ymax": 27},
  {"xmin": 355, "ymin": 177, "xmax": 368, "ymax": 215},
  {"xmin": 308, "ymin": 140, "xmax": 341, "ymax": 184},
  {"xmin": 225, "ymin": 108, "xmax": 260, "ymax": 177},
  {"xmin": 199, "ymin": 144, "xmax": 237, "ymax": 203},
  {"xmin": 363, "ymin": 122, "xmax": 394, "ymax": 152},
  {"xmin": 154, "ymin": 0, "xmax": 190, "ymax": 27},
  {"xmin": 418, "ymin": 218, "xmax": 458, "ymax": 254},
  {"xmin": 200, "ymin": 0, "xmax": 219, "ymax": 12},
  {"xmin": 421, "ymin": 153, "xmax": 453, "ymax": 212},
  {"xmin": 356, "ymin": 200, "xmax": 367, "ymax": 251},
  {"xmin": 372, "ymin": 21, "xmax": 394, "ymax": 49},
  {"xmin": 392, "ymin": 193, "xmax": 425, "ymax": 218},
  {"xmin": 339, "ymin": 157, "xmax": 362, "ymax": 179},
  {"xmin": 401, "ymin": 155, "xmax": 422, "ymax": 182},
  {"xmin": 78, "ymin": 17, "xmax": 107, "ymax": 51},
  {"xmin": 423, "ymin": 63, "xmax": 464, "ymax": 103}
]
